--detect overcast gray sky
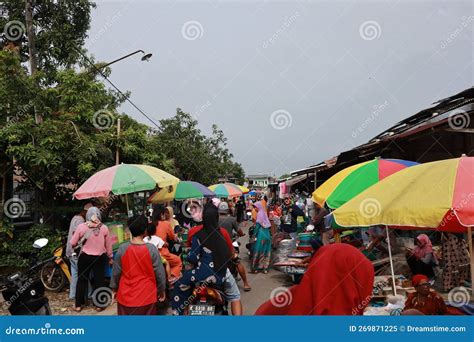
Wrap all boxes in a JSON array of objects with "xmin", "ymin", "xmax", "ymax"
[{"xmin": 86, "ymin": 0, "xmax": 473, "ymax": 177}]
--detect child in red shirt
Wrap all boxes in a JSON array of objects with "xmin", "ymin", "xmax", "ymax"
[{"xmin": 110, "ymin": 215, "xmax": 166, "ymax": 315}]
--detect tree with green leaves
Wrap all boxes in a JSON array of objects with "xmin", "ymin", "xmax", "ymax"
[
  {"xmin": 154, "ymin": 109, "xmax": 244, "ymax": 185},
  {"xmin": 1, "ymin": 0, "xmax": 95, "ymax": 84},
  {"xmin": 0, "ymin": 1, "xmax": 245, "ymax": 228}
]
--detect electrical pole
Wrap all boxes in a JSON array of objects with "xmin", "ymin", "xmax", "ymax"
[{"xmin": 116, "ymin": 118, "xmax": 121, "ymax": 165}]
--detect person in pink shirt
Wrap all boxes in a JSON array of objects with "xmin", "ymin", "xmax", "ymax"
[{"xmin": 70, "ymin": 207, "xmax": 113, "ymax": 312}]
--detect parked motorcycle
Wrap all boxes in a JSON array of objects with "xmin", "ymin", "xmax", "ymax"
[
  {"xmin": 186, "ymin": 282, "xmax": 229, "ymax": 316},
  {"xmin": 229, "ymin": 237, "xmax": 242, "ymax": 280},
  {"xmin": 245, "ymin": 225, "xmax": 256, "ymax": 259},
  {"xmin": 40, "ymin": 243, "xmax": 71, "ymax": 292},
  {"xmin": 0, "ymin": 238, "xmax": 52, "ymax": 315}
]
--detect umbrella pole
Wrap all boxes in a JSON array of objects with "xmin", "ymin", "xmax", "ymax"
[
  {"xmin": 125, "ymin": 193, "xmax": 130, "ymax": 216},
  {"xmin": 385, "ymin": 226, "xmax": 397, "ymax": 296},
  {"xmin": 468, "ymin": 227, "xmax": 474, "ymax": 294}
]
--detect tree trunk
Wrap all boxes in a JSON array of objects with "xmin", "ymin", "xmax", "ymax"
[
  {"xmin": 25, "ymin": 0, "xmax": 37, "ymax": 74},
  {"xmin": 25, "ymin": 0, "xmax": 41, "ymax": 124}
]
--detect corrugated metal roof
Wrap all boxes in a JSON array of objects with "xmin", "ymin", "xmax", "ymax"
[{"xmin": 291, "ymin": 87, "xmax": 474, "ymax": 176}]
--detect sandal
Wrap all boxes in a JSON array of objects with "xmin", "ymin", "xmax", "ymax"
[
  {"xmin": 95, "ymin": 307, "xmax": 105, "ymax": 312},
  {"xmin": 244, "ymin": 285, "xmax": 252, "ymax": 292},
  {"xmin": 73, "ymin": 306, "xmax": 82, "ymax": 313}
]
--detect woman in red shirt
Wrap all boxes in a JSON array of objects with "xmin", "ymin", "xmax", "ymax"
[{"xmin": 403, "ymin": 274, "xmax": 447, "ymax": 315}]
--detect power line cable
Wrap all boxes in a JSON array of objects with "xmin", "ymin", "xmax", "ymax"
[{"xmin": 74, "ymin": 47, "xmax": 160, "ymax": 128}]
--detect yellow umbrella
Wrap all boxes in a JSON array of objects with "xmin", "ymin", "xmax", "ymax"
[
  {"xmin": 235, "ymin": 184, "xmax": 249, "ymax": 194},
  {"xmin": 333, "ymin": 156, "xmax": 474, "ymax": 293}
]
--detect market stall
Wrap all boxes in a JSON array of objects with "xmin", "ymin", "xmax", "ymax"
[
  {"xmin": 72, "ymin": 163, "xmax": 180, "ymax": 272},
  {"xmin": 333, "ymin": 156, "xmax": 474, "ymax": 298}
]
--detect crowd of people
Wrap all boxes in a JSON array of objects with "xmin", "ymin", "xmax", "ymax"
[{"xmin": 64, "ymin": 191, "xmax": 471, "ymax": 316}]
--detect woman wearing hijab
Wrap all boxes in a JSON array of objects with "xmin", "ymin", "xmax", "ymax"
[
  {"xmin": 403, "ymin": 274, "xmax": 447, "ymax": 315},
  {"xmin": 250, "ymin": 201, "xmax": 272, "ymax": 274},
  {"xmin": 406, "ymin": 234, "xmax": 437, "ymax": 278},
  {"xmin": 255, "ymin": 244, "xmax": 374, "ymax": 315},
  {"xmin": 171, "ymin": 202, "xmax": 232, "ymax": 315},
  {"xmin": 190, "ymin": 200, "xmax": 203, "ymax": 225},
  {"xmin": 70, "ymin": 207, "xmax": 113, "ymax": 312}
]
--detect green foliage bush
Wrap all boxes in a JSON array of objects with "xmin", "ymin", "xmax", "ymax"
[{"xmin": 0, "ymin": 224, "xmax": 62, "ymax": 269}]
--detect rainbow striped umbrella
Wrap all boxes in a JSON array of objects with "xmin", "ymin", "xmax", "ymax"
[
  {"xmin": 208, "ymin": 183, "xmax": 243, "ymax": 198},
  {"xmin": 312, "ymin": 158, "xmax": 418, "ymax": 209},
  {"xmin": 148, "ymin": 181, "xmax": 215, "ymax": 203},
  {"xmin": 73, "ymin": 164, "xmax": 179, "ymax": 199},
  {"xmin": 333, "ymin": 156, "xmax": 474, "ymax": 233}
]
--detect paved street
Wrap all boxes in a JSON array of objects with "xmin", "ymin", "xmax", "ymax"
[
  {"xmin": 84, "ymin": 221, "xmax": 291, "ymax": 316},
  {"xmin": 233, "ymin": 222, "xmax": 292, "ymax": 315},
  {"xmin": 0, "ymin": 221, "xmax": 292, "ymax": 316}
]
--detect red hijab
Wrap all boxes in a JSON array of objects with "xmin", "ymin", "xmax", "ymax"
[
  {"xmin": 412, "ymin": 274, "xmax": 429, "ymax": 287},
  {"xmin": 255, "ymin": 244, "xmax": 374, "ymax": 315}
]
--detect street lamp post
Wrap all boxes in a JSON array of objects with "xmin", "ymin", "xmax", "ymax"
[
  {"xmin": 87, "ymin": 49, "xmax": 152, "ymax": 165},
  {"xmin": 96, "ymin": 50, "xmax": 153, "ymax": 70}
]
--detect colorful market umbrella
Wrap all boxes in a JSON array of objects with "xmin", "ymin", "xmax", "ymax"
[
  {"xmin": 333, "ymin": 156, "xmax": 474, "ymax": 232},
  {"xmin": 312, "ymin": 158, "xmax": 418, "ymax": 209},
  {"xmin": 235, "ymin": 184, "xmax": 250, "ymax": 194},
  {"xmin": 148, "ymin": 181, "xmax": 216, "ymax": 203},
  {"xmin": 208, "ymin": 183, "xmax": 243, "ymax": 198},
  {"xmin": 333, "ymin": 156, "xmax": 474, "ymax": 291},
  {"xmin": 73, "ymin": 164, "xmax": 180, "ymax": 200}
]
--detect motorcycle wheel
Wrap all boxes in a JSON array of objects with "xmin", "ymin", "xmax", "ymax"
[{"xmin": 40, "ymin": 262, "xmax": 67, "ymax": 292}]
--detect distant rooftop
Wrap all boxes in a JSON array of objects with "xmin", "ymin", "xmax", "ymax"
[{"xmin": 246, "ymin": 174, "xmax": 271, "ymax": 179}]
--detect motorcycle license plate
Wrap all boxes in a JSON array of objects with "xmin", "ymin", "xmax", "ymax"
[
  {"xmin": 189, "ymin": 304, "xmax": 215, "ymax": 316},
  {"xmin": 285, "ymin": 266, "xmax": 306, "ymax": 275}
]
